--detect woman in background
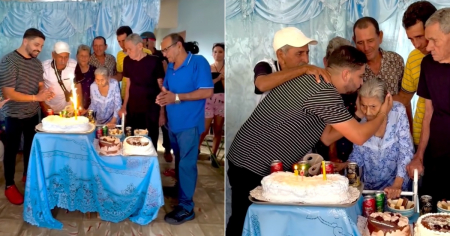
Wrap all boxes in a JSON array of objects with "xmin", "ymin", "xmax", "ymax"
[
  {"xmin": 334, "ymin": 78, "xmax": 413, "ymax": 199},
  {"xmin": 88, "ymin": 67, "xmax": 121, "ymax": 128},
  {"xmin": 74, "ymin": 45, "xmax": 96, "ymax": 114},
  {"xmin": 198, "ymin": 43, "xmax": 225, "ymax": 167}
]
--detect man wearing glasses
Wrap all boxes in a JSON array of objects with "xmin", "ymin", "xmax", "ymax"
[{"xmin": 157, "ymin": 33, "xmax": 213, "ymax": 224}]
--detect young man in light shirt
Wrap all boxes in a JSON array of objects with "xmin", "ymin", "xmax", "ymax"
[{"xmin": 397, "ymin": 1, "xmax": 436, "ymax": 150}]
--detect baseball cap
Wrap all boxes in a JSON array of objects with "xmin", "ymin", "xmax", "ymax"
[
  {"xmin": 140, "ymin": 32, "xmax": 156, "ymax": 41},
  {"xmin": 53, "ymin": 41, "xmax": 70, "ymax": 54},
  {"xmin": 273, "ymin": 27, "xmax": 318, "ymax": 52}
]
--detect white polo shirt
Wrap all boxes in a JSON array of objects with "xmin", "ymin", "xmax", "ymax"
[{"xmin": 42, "ymin": 59, "xmax": 77, "ymax": 113}]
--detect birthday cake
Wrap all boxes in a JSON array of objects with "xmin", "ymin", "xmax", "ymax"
[
  {"xmin": 122, "ymin": 136, "xmax": 155, "ymax": 156},
  {"xmin": 415, "ymin": 213, "xmax": 450, "ymax": 236},
  {"xmin": 98, "ymin": 136, "xmax": 121, "ymax": 156},
  {"xmin": 42, "ymin": 115, "xmax": 90, "ymax": 132},
  {"xmin": 260, "ymin": 172, "xmax": 359, "ymax": 204},
  {"xmin": 363, "ymin": 212, "xmax": 411, "ymax": 236}
]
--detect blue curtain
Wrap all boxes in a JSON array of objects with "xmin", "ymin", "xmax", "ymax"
[
  {"xmin": 0, "ymin": 0, "xmax": 160, "ymax": 61},
  {"xmin": 225, "ymin": 0, "xmax": 450, "ymax": 225}
]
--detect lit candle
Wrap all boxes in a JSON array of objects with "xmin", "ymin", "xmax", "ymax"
[
  {"xmin": 322, "ymin": 161, "xmax": 327, "ymax": 180},
  {"xmin": 69, "ymin": 75, "xmax": 78, "ymax": 120},
  {"xmin": 294, "ymin": 164, "xmax": 298, "ymax": 176},
  {"xmin": 300, "ymin": 166, "xmax": 305, "ymax": 181}
]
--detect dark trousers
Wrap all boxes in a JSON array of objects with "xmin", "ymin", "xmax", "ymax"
[
  {"xmin": 161, "ymin": 125, "xmax": 171, "ymax": 153},
  {"xmin": 169, "ymin": 127, "xmax": 199, "ymax": 212},
  {"xmin": 420, "ymin": 152, "xmax": 450, "ymax": 212},
  {"xmin": 125, "ymin": 112, "xmax": 159, "ymax": 149},
  {"xmin": 3, "ymin": 115, "xmax": 39, "ymax": 187},
  {"xmin": 226, "ymin": 161, "xmax": 263, "ymax": 236}
]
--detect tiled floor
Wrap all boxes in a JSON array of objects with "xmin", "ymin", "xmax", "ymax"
[{"xmin": 0, "ymin": 133, "xmax": 225, "ymax": 236}]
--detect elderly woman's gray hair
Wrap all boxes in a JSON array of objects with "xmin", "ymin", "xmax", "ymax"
[
  {"xmin": 358, "ymin": 77, "xmax": 388, "ymax": 103},
  {"xmin": 325, "ymin": 37, "xmax": 352, "ymax": 60},
  {"xmin": 426, "ymin": 8, "xmax": 450, "ymax": 34},
  {"xmin": 77, "ymin": 44, "xmax": 91, "ymax": 55},
  {"xmin": 125, "ymin": 33, "xmax": 143, "ymax": 45},
  {"xmin": 94, "ymin": 66, "xmax": 109, "ymax": 77}
]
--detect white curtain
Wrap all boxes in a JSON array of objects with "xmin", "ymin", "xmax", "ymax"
[{"xmin": 225, "ymin": 0, "xmax": 450, "ymax": 224}]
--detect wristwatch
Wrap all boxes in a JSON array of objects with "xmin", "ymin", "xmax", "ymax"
[{"xmin": 175, "ymin": 94, "xmax": 180, "ymax": 104}]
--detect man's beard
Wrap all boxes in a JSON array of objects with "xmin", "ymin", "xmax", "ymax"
[{"xmin": 27, "ymin": 47, "xmax": 40, "ymax": 58}]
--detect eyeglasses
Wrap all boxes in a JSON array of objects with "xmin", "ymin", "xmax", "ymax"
[{"xmin": 161, "ymin": 42, "xmax": 177, "ymax": 53}]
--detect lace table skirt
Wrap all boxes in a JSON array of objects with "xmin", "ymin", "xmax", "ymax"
[{"xmin": 23, "ymin": 132, "xmax": 164, "ymax": 230}]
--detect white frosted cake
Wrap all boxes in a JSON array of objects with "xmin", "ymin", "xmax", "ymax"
[
  {"xmin": 42, "ymin": 115, "xmax": 90, "ymax": 132},
  {"xmin": 98, "ymin": 136, "xmax": 121, "ymax": 156},
  {"xmin": 261, "ymin": 172, "xmax": 356, "ymax": 204},
  {"xmin": 415, "ymin": 213, "xmax": 450, "ymax": 236},
  {"xmin": 122, "ymin": 136, "xmax": 155, "ymax": 156}
]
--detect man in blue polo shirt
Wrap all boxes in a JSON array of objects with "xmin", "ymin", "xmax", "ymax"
[{"xmin": 157, "ymin": 33, "xmax": 213, "ymax": 224}]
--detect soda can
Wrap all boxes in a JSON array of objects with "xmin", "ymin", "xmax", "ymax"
[
  {"xmin": 324, "ymin": 161, "xmax": 334, "ymax": 174},
  {"xmin": 96, "ymin": 127, "xmax": 103, "ymax": 139},
  {"xmin": 420, "ymin": 195, "xmax": 433, "ymax": 215},
  {"xmin": 375, "ymin": 191, "xmax": 385, "ymax": 212},
  {"xmin": 270, "ymin": 160, "xmax": 283, "ymax": 173},
  {"xmin": 363, "ymin": 195, "xmax": 376, "ymax": 217},
  {"xmin": 47, "ymin": 109, "xmax": 54, "ymax": 116},
  {"xmin": 298, "ymin": 161, "xmax": 310, "ymax": 177},
  {"xmin": 347, "ymin": 162, "xmax": 360, "ymax": 187},
  {"xmin": 102, "ymin": 126, "xmax": 108, "ymax": 136},
  {"xmin": 125, "ymin": 126, "xmax": 132, "ymax": 137}
]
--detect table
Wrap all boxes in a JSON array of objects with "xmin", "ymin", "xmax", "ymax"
[
  {"xmin": 23, "ymin": 132, "xmax": 164, "ymax": 230},
  {"xmin": 242, "ymin": 197, "xmax": 363, "ymax": 236}
]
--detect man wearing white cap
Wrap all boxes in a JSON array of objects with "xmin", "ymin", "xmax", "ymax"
[
  {"xmin": 253, "ymin": 27, "xmax": 330, "ymax": 105},
  {"xmin": 41, "ymin": 41, "xmax": 78, "ymax": 115}
]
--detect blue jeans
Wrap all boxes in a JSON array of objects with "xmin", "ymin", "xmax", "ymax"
[{"xmin": 169, "ymin": 127, "xmax": 199, "ymax": 212}]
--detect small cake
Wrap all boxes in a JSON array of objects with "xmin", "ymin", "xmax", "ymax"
[
  {"xmin": 415, "ymin": 213, "xmax": 450, "ymax": 236},
  {"xmin": 363, "ymin": 212, "xmax": 411, "ymax": 236},
  {"xmin": 98, "ymin": 136, "xmax": 121, "ymax": 155},
  {"xmin": 42, "ymin": 115, "xmax": 90, "ymax": 132},
  {"xmin": 134, "ymin": 129, "xmax": 148, "ymax": 136},
  {"xmin": 122, "ymin": 136, "xmax": 155, "ymax": 156}
]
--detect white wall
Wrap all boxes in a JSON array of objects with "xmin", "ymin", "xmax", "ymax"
[{"xmin": 155, "ymin": 0, "xmax": 224, "ymax": 64}]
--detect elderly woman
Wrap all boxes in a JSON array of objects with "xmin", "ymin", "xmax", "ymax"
[
  {"xmin": 334, "ymin": 78, "xmax": 414, "ymax": 199},
  {"xmin": 75, "ymin": 45, "xmax": 96, "ymax": 112},
  {"xmin": 88, "ymin": 67, "xmax": 121, "ymax": 128}
]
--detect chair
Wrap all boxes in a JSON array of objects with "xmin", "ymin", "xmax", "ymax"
[{"xmin": 205, "ymin": 122, "xmax": 225, "ymax": 173}]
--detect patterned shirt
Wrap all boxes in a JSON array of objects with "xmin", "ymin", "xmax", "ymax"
[
  {"xmin": 401, "ymin": 49, "xmax": 426, "ymax": 145},
  {"xmin": 89, "ymin": 54, "xmax": 116, "ymax": 77},
  {"xmin": 363, "ymin": 48, "xmax": 404, "ymax": 95},
  {"xmin": 349, "ymin": 102, "xmax": 413, "ymax": 191},
  {"xmin": 88, "ymin": 79, "xmax": 122, "ymax": 124},
  {"xmin": 227, "ymin": 74, "xmax": 353, "ymax": 176}
]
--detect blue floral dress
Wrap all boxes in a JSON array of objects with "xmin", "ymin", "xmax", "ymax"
[
  {"xmin": 348, "ymin": 102, "xmax": 414, "ymax": 191},
  {"xmin": 88, "ymin": 79, "xmax": 122, "ymax": 125}
]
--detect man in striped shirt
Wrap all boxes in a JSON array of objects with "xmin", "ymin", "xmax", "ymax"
[
  {"xmin": 0, "ymin": 28, "xmax": 54, "ymax": 205},
  {"xmin": 226, "ymin": 46, "xmax": 393, "ymax": 236},
  {"xmin": 397, "ymin": 1, "xmax": 437, "ymax": 150}
]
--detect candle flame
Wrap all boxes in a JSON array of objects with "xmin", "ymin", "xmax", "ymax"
[{"xmin": 69, "ymin": 75, "xmax": 78, "ymax": 119}]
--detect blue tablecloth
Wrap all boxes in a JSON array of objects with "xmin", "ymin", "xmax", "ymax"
[
  {"xmin": 243, "ymin": 197, "xmax": 364, "ymax": 236},
  {"xmin": 23, "ymin": 132, "xmax": 164, "ymax": 230}
]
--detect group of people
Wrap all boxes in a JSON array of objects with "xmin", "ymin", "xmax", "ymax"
[
  {"xmin": 226, "ymin": 1, "xmax": 450, "ymax": 236},
  {"xmin": 0, "ymin": 24, "xmax": 225, "ymax": 225}
]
